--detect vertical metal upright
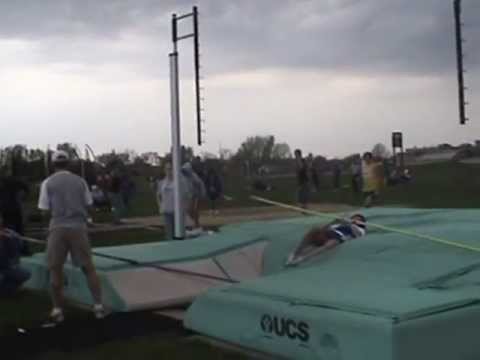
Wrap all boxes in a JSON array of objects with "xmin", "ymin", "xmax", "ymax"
[
  {"xmin": 169, "ymin": 6, "xmax": 204, "ymax": 239},
  {"xmin": 454, "ymin": 0, "xmax": 468, "ymax": 124},
  {"xmin": 169, "ymin": 53, "xmax": 185, "ymax": 239},
  {"xmin": 193, "ymin": 6, "xmax": 203, "ymax": 146}
]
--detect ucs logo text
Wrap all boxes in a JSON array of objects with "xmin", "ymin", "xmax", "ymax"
[{"xmin": 260, "ymin": 314, "xmax": 310, "ymax": 342}]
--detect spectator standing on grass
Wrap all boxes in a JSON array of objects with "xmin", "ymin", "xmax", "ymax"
[
  {"xmin": 120, "ymin": 173, "xmax": 135, "ymax": 212},
  {"xmin": 204, "ymin": 167, "xmax": 223, "ymax": 215},
  {"xmin": 0, "ymin": 168, "xmax": 30, "ymax": 255},
  {"xmin": 0, "ymin": 222, "xmax": 31, "ymax": 297},
  {"xmin": 93, "ymin": 174, "xmax": 111, "ymax": 212},
  {"xmin": 361, "ymin": 152, "xmax": 384, "ymax": 207},
  {"xmin": 307, "ymin": 153, "xmax": 320, "ymax": 192},
  {"xmin": 91, "ymin": 185, "xmax": 109, "ymax": 211},
  {"xmin": 351, "ymin": 156, "xmax": 362, "ymax": 194},
  {"xmin": 192, "ymin": 156, "xmax": 206, "ymax": 181},
  {"xmin": 108, "ymin": 169, "xmax": 125, "ymax": 224},
  {"xmin": 38, "ymin": 151, "xmax": 104, "ymax": 324},
  {"xmin": 294, "ymin": 149, "xmax": 310, "ymax": 209},
  {"xmin": 156, "ymin": 161, "xmax": 191, "ymax": 239}
]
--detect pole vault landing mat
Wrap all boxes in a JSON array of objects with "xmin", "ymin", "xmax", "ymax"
[
  {"xmin": 21, "ymin": 222, "xmax": 272, "ymax": 311},
  {"xmin": 185, "ymin": 208, "xmax": 480, "ymax": 360}
]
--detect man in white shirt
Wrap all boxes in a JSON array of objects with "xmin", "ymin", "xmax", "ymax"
[{"xmin": 38, "ymin": 151, "xmax": 104, "ymax": 323}]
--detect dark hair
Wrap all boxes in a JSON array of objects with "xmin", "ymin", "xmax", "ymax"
[
  {"xmin": 294, "ymin": 149, "xmax": 302, "ymax": 156},
  {"xmin": 351, "ymin": 214, "xmax": 366, "ymax": 223},
  {"xmin": 363, "ymin": 152, "xmax": 373, "ymax": 160}
]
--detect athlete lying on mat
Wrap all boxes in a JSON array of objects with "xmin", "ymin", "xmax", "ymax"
[{"xmin": 286, "ymin": 214, "xmax": 367, "ymax": 266}]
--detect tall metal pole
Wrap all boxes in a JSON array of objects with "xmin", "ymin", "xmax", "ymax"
[
  {"xmin": 169, "ymin": 51, "xmax": 185, "ymax": 239},
  {"xmin": 168, "ymin": 7, "xmax": 202, "ymax": 238},
  {"xmin": 454, "ymin": 0, "xmax": 467, "ymax": 124},
  {"xmin": 193, "ymin": 6, "xmax": 202, "ymax": 145}
]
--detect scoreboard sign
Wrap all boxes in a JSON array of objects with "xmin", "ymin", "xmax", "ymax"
[{"xmin": 392, "ymin": 132, "xmax": 403, "ymax": 148}]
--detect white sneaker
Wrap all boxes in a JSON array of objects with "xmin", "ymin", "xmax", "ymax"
[
  {"xmin": 43, "ymin": 307, "xmax": 64, "ymax": 327},
  {"xmin": 93, "ymin": 304, "xmax": 107, "ymax": 319},
  {"xmin": 285, "ymin": 254, "xmax": 304, "ymax": 267},
  {"xmin": 285, "ymin": 254, "xmax": 295, "ymax": 266},
  {"xmin": 292, "ymin": 255, "xmax": 305, "ymax": 265}
]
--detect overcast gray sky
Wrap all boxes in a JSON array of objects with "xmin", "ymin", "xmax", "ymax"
[{"xmin": 1, "ymin": 0, "xmax": 479, "ymax": 158}]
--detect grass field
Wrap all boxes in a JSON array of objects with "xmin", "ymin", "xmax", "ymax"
[
  {"xmin": 0, "ymin": 287, "xmax": 245, "ymax": 359},
  {"xmin": 125, "ymin": 161, "xmax": 480, "ymax": 217},
  {"xmin": 254, "ymin": 161, "xmax": 480, "ymax": 209},
  {"xmin": 3, "ymin": 160, "xmax": 480, "ymax": 359},
  {"xmin": 23, "ymin": 161, "xmax": 480, "ymax": 222}
]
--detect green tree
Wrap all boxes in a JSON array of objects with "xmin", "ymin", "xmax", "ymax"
[
  {"xmin": 372, "ymin": 143, "xmax": 391, "ymax": 159},
  {"xmin": 272, "ymin": 143, "xmax": 292, "ymax": 159},
  {"xmin": 219, "ymin": 148, "xmax": 234, "ymax": 160},
  {"xmin": 235, "ymin": 135, "xmax": 278, "ymax": 163}
]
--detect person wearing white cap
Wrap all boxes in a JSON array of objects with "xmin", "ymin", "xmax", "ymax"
[{"xmin": 38, "ymin": 150, "xmax": 104, "ymax": 324}]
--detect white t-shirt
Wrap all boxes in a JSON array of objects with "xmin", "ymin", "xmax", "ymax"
[{"xmin": 38, "ymin": 171, "xmax": 93, "ymax": 229}]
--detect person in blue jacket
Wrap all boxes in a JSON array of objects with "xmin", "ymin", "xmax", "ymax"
[{"xmin": 0, "ymin": 224, "xmax": 30, "ymax": 296}]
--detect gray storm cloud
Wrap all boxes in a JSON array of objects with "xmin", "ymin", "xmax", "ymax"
[
  {"xmin": 0, "ymin": 0, "xmax": 478, "ymax": 157},
  {"xmin": 0, "ymin": 0, "xmax": 477, "ymax": 76}
]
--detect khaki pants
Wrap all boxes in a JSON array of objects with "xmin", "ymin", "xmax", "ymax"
[{"xmin": 47, "ymin": 227, "xmax": 92, "ymax": 268}]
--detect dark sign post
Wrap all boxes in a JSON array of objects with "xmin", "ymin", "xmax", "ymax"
[
  {"xmin": 454, "ymin": 0, "xmax": 468, "ymax": 124},
  {"xmin": 392, "ymin": 132, "xmax": 404, "ymax": 169}
]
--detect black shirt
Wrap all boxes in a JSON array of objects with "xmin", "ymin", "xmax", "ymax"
[
  {"xmin": 110, "ymin": 175, "xmax": 122, "ymax": 193},
  {"xmin": 0, "ymin": 177, "xmax": 29, "ymax": 214},
  {"xmin": 296, "ymin": 159, "xmax": 309, "ymax": 186}
]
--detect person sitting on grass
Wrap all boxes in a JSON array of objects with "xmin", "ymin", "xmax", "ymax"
[
  {"xmin": 0, "ymin": 223, "xmax": 31, "ymax": 296},
  {"xmin": 286, "ymin": 214, "xmax": 367, "ymax": 266}
]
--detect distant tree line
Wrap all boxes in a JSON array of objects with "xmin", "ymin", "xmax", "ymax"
[{"xmin": 4, "ymin": 134, "xmax": 439, "ymax": 182}]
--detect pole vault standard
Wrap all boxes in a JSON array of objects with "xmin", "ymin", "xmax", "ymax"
[
  {"xmin": 169, "ymin": 50, "xmax": 184, "ymax": 239},
  {"xmin": 454, "ymin": 0, "xmax": 468, "ymax": 124},
  {"xmin": 169, "ymin": 6, "xmax": 204, "ymax": 239}
]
